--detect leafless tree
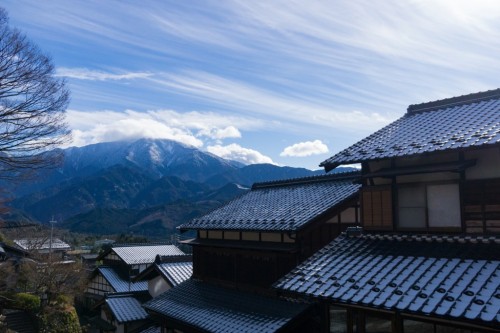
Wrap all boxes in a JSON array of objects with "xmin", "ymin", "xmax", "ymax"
[
  {"xmin": 0, "ymin": 7, "xmax": 70, "ymax": 180},
  {"xmin": 1, "ymin": 225, "xmax": 86, "ymax": 303}
]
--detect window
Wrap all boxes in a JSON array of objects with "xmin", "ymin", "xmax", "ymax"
[
  {"xmin": 403, "ymin": 319, "xmax": 433, "ymax": 333},
  {"xmin": 427, "ymin": 184, "xmax": 460, "ymax": 227},
  {"xmin": 365, "ymin": 314, "xmax": 392, "ymax": 333},
  {"xmin": 403, "ymin": 319, "xmax": 474, "ymax": 333},
  {"xmin": 329, "ymin": 306, "xmax": 347, "ymax": 333},
  {"xmin": 398, "ymin": 183, "xmax": 461, "ymax": 230},
  {"xmin": 398, "ymin": 185, "xmax": 426, "ymax": 228}
]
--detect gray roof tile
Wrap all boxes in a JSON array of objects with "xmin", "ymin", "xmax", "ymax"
[
  {"xmin": 180, "ymin": 172, "xmax": 360, "ymax": 232},
  {"xmin": 138, "ymin": 326, "xmax": 160, "ymax": 333},
  {"xmin": 274, "ymin": 234, "xmax": 500, "ymax": 328},
  {"xmin": 98, "ymin": 267, "xmax": 148, "ymax": 293},
  {"xmin": 111, "ymin": 244, "xmax": 185, "ymax": 265},
  {"xmin": 157, "ymin": 261, "xmax": 192, "ymax": 287},
  {"xmin": 321, "ymin": 89, "xmax": 500, "ymax": 170},
  {"xmin": 106, "ymin": 296, "xmax": 149, "ymax": 323},
  {"xmin": 144, "ymin": 280, "xmax": 311, "ymax": 333}
]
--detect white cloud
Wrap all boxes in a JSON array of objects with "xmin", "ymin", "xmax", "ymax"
[
  {"xmin": 65, "ymin": 109, "xmax": 258, "ymax": 148},
  {"xmin": 56, "ymin": 67, "xmax": 152, "ymax": 81},
  {"xmin": 207, "ymin": 144, "xmax": 275, "ymax": 165},
  {"xmin": 69, "ymin": 116, "xmax": 203, "ymax": 148},
  {"xmin": 196, "ymin": 126, "xmax": 241, "ymax": 140},
  {"xmin": 280, "ymin": 140, "xmax": 329, "ymax": 157}
]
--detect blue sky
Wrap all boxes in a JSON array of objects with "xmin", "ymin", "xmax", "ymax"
[{"xmin": 3, "ymin": 1, "xmax": 500, "ymax": 170}]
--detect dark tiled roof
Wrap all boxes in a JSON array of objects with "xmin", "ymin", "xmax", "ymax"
[
  {"xmin": 274, "ymin": 234, "xmax": 500, "ymax": 327},
  {"xmin": 3, "ymin": 309, "xmax": 36, "ymax": 333},
  {"xmin": 138, "ymin": 325, "xmax": 160, "ymax": 333},
  {"xmin": 180, "ymin": 172, "xmax": 360, "ymax": 232},
  {"xmin": 106, "ymin": 295, "xmax": 149, "ymax": 323},
  {"xmin": 111, "ymin": 244, "xmax": 185, "ymax": 265},
  {"xmin": 321, "ymin": 89, "xmax": 500, "ymax": 171},
  {"xmin": 144, "ymin": 279, "xmax": 311, "ymax": 333},
  {"xmin": 88, "ymin": 316, "xmax": 116, "ymax": 331},
  {"xmin": 157, "ymin": 261, "xmax": 193, "ymax": 287},
  {"xmin": 98, "ymin": 266, "xmax": 148, "ymax": 293}
]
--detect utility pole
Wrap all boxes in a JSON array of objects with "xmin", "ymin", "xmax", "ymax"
[{"xmin": 49, "ymin": 218, "xmax": 57, "ymax": 260}]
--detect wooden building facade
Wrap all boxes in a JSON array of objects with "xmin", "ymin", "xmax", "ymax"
[
  {"xmin": 275, "ymin": 89, "xmax": 500, "ymax": 333},
  {"xmin": 144, "ymin": 172, "xmax": 362, "ymax": 332}
]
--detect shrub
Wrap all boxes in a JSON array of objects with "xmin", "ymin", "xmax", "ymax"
[
  {"xmin": 55, "ymin": 294, "xmax": 72, "ymax": 306},
  {"xmin": 13, "ymin": 293, "xmax": 40, "ymax": 312},
  {"xmin": 38, "ymin": 305, "xmax": 81, "ymax": 333}
]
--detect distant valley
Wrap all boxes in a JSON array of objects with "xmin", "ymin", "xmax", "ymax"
[{"xmin": 4, "ymin": 138, "xmax": 353, "ymax": 239}]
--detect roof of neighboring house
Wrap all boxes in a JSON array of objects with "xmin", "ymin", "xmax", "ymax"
[
  {"xmin": 134, "ymin": 255, "xmax": 193, "ymax": 287},
  {"xmin": 99, "ymin": 244, "xmax": 185, "ymax": 265},
  {"xmin": 138, "ymin": 325, "xmax": 161, "ymax": 333},
  {"xmin": 274, "ymin": 233, "xmax": 500, "ymax": 328},
  {"xmin": 13, "ymin": 238, "xmax": 71, "ymax": 251},
  {"xmin": 0, "ymin": 242, "xmax": 29, "ymax": 257},
  {"xmin": 180, "ymin": 172, "xmax": 361, "ymax": 232},
  {"xmin": 3, "ymin": 309, "xmax": 37, "ymax": 333},
  {"xmin": 144, "ymin": 279, "xmax": 312, "ymax": 333},
  {"xmin": 97, "ymin": 266, "xmax": 148, "ymax": 293},
  {"xmin": 321, "ymin": 89, "xmax": 500, "ymax": 171},
  {"xmin": 106, "ymin": 295, "xmax": 149, "ymax": 323},
  {"xmin": 80, "ymin": 253, "xmax": 99, "ymax": 260},
  {"xmin": 156, "ymin": 262, "xmax": 193, "ymax": 287}
]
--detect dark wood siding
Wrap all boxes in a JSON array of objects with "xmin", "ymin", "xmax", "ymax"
[
  {"xmin": 361, "ymin": 186, "xmax": 393, "ymax": 230},
  {"xmin": 192, "ymin": 246, "xmax": 297, "ymax": 288},
  {"xmin": 463, "ymin": 178, "xmax": 500, "ymax": 234}
]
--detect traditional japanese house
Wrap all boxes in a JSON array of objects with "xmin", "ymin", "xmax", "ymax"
[
  {"xmin": 181, "ymin": 172, "xmax": 361, "ymax": 289},
  {"xmin": 86, "ymin": 244, "xmax": 185, "ymax": 304},
  {"xmin": 144, "ymin": 172, "xmax": 361, "ymax": 332},
  {"xmin": 86, "ymin": 266, "xmax": 149, "ymax": 302},
  {"xmin": 0, "ymin": 241, "xmax": 28, "ymax": 262},
  {"xmin": 84, "ymin": 243, "xmax": 186, "ymax": 333},
  {"xmin": 97, "ymin": 294, "xmax": 153, "ymax": 333},
  {"xmin": 134, "ymin": 254, "xmax": 193, "ymax": 298},
  {"xmin": 13, "ymin": 238, "xmax": 71, "ymax": 256},
  {"xmin": 97, "ymin": 243, "xmax": 186, "ymax": 277},
  {"xmin": 275, "ymin": 89, "xmax": 500, "ymax": 332}
]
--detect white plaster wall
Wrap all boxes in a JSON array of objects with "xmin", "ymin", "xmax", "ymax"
[
  {"xmin": 465, "ymin": 147, "xmax": 500, "ymax": 179},
  {"xmin": 148, "ymin": 275, "xmax": 171, "ymax": 298}
]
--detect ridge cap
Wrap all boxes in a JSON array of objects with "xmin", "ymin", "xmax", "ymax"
[
  {"xmin": 251, "ymin": 170, "xmax": 361, "ymax": 189},
  {"xmin": 407, "ymin": 88, "xmax": 500, "ymax": 114}
]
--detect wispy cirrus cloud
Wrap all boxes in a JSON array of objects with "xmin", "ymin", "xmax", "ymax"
[
  {"xmin": 207, "ymin": 143, "xmax": 275, "ymax": 165},
  {"xmin": 148, "ymin": 71, "xmax": 394, "ymax": 134},
  {"xmin": 56, "ymin": 67, "xmax": 152, "ymax": 81},
  {"xmin": 4, "ymin": 0, "xmax": 500, "ymax": 169},
  {"xmin": 280, "ymin": 140, "xmax": 329, "ymax": 157}
]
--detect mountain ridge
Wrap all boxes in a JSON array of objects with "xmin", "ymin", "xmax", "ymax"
[{"xmin": 7, "ymin": 138, "xmax": 354, "ymax": 238}]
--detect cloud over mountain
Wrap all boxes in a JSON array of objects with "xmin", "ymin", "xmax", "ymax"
[{"xmin": 280, "ymin": 140, "xmax": 329, "ymax": 157}]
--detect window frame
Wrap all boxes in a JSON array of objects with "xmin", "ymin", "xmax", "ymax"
[{"xmin": 396, "ymin": 181, "xmax": 462, "ymax": 232}]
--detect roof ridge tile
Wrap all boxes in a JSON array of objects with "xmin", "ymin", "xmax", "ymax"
[
  {"xmin": 112, "ymin": 242, "xmax": 174, "ymax": 248},
  {"xmin": 251, "ymin": 170, "xmax": 361, "ymax": 189},
  {"xmin": 349, "ymin": 232, "xmax": 500, "ymax": 244},
  {"xmin": 407, "ymin": 88, "xmax": 500, "ymax": 114}
]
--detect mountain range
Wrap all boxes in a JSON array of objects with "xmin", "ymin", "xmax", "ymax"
[{"xmin": 5, "ymin": 138, "xmax": 353, "ymax": 238}]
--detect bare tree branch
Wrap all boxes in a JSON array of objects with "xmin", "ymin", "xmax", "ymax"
[{"xmin": 0, "ymin": 8, "xmax": 70, "ymax": 181}]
